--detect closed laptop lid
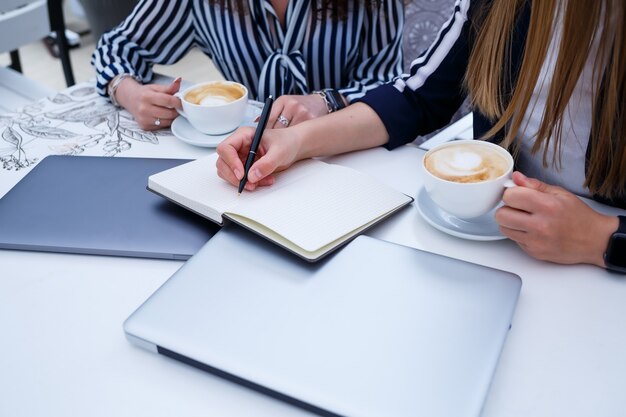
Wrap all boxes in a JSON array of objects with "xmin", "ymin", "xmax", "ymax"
[
  {"xmin": 0, "ymin": 155, "xmax": 218, "ymax": 259},
  {"xmin": 125, "ymin": 226, "xmax": 522, "ymax": 417}
]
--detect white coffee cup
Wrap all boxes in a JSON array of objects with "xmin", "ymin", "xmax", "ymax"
[
  {"xmin": 176, "ymin": 81, "xmax": 248, "ymax": 135},
  {"xmin": 422, "ymin": 140, "xmax": 515, "ymax": 219}
]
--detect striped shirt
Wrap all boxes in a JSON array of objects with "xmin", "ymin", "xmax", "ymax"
[{"xmin": 91, "ymin": 0, "xmax": 405, "ymax": 102}]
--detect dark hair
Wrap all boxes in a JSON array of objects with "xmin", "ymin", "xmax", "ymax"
[
  {"xmin": 208, "ymin": 0, "xmax": 385, "ymax": 21},
  {"xmin": 316, "ymin": 0, "xmax": 384, "ymax": 20}
]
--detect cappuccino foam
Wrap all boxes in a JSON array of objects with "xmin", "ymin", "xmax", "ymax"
[
  {"xmin": 424, "ymin": 144, "xmax": 509, "ymax": 183},
  {"xmin": 185, "ymin": 82, "xmax": 245, "ymax": 106}
]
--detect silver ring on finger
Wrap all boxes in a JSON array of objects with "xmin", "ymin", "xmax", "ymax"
[
  {"xmin": 154, "ymin": 117, "xmax": 161, "ymax": 126},
  {"xmin": 277, "ymin": 114, "xmax": 290, "ymax": 127}
]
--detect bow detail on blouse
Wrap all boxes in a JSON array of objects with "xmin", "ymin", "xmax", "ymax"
[{"xmin": 250, "ymin": 0, "xmax": 311, "ymax": 99}]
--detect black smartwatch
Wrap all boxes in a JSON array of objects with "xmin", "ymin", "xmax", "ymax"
[{"xmin": 604, "ymin": 215, "xmax": 626, "ymax": 273}]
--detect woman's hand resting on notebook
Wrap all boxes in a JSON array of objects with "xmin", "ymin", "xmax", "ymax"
[
  {"xmin": 266, "ymin": 94, "xmax": 331, "ymax": 129},
  {"xmin": 215, "ymin": 126, "xmax": 303, "ymax": 192}
]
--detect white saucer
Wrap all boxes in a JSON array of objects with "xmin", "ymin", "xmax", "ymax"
[
  {"xmin": 171, "ymin": 105, "xmax": 262, "ymax": 148},
  {"xmin": 416, "ymin": 187, "xmax": 506, "ymax": 241}
]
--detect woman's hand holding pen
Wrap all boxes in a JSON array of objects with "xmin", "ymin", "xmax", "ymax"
[
  {"xmin": 217, "ymin": 103, "xmax": 390, "ymax": 192},
  {"xmin": 216, "ymin": 127, "xmax": 302, "ymax": 192}
]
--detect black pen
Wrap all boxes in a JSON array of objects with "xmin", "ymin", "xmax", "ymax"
[{"xmin": 238, "ymin": 95, "xmax": 274, "ymax": 195}]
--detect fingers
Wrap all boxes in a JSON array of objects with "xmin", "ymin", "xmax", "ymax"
[
  {"xmin": 268, "ymin": 100, "xmax": 283, "ymax": 126},
  {"xmin": 246, "ymin": 148, "xmax": 282, "ymax": 184},
  {"xmin": 215, "ymin": 128, "xmax": 278, "ymax": 191},
  {"xmin": 165, "ymin": 77, "xmax": 182, "ymax": 95},
  {"xmin": 496, "ymin": 173, "xmax": 615, "ymax": 266},
  {"xmin": 149, "ymin": 77, "xmax": 182, "ymax": 94},
  {"xmin": 269, "ymin": 99, "xmax": 290, "ymax": 129},
  {"xmin": 287, "ymin": 98, "xmax": 320, "ymax": 126},
  {"xmin": 268, "ymin": 95, "xmax": 321, "ymax": 129},
  {"xmin": 215, "ymin": 156, "xmax": 241, "ymax": 187},
  {"xmin": 498, "ymin": 224, "xmax": 527, "ymax": 242},
  {"xmin": 499, "ymin": 223, "xmax": 553, "ymax": 263},
  {"xmin": 495, "ymin": 205, "xmax": 532, "ymax": 232},
  {"xmin": 144, "ymin": 88, "xmax": 181, "ymax": 109},
  {"xmin": 241, "ymin": 172, "xmax": 276, "ymax": 192},
  {"xmin": 135, "ymin": 115, "xmax": 174, "ymax": 130},
  {"xmin": 216, "ymin": 127, "xmax": 255, "ymax": 183},
  {"xmin": 512, "ymin": 171, "xmax": 568, "ymax": 195},
  {"xmin": 216, "ymin": 126, "xmax": 300, "ymax": 191},
  {"xmin": 502, "ymin": 186, "xmax": 545, "ymax": 212},
  {"xmin": 131, "ymin": 83, "xmax": 183, "ymax": 130},
  {"xmin": 133, "ymin": 103, "xmax": 178, "ymax": 130},
  {"xmin": 503, "ymin": 174, "xmax": 568, "ymax": 213},
  {"xmin": 150, "ymin": 105, "xmax": 179, "ymax": 121},
  {"xmin": 496, "ymin": 206, "xmax": 543, "ymax": 258}
]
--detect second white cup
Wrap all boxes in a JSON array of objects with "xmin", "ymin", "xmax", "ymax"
[{"xmin": 422, "ymin": 140, "xmax": 515, "ymax": 219}]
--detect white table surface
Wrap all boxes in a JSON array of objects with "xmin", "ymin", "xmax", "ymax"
[{"xmin": 2, "ymin": 84, "xmax": 626, "ymax": 417}]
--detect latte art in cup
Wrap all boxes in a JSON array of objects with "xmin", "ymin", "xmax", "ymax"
[
  {"xmin": 175, "ymin": 81, "xmax": 248, "ymax": 135},
  {"xmin": 421, "ymin": 140, "xmax": 515, "ymax": 219},
  {"xmin": 184, "ymin": 82, "xmax": 246, "ymax": 106},
  {"xmin": 424, "ymin": 144, "xmax": 509, "ymax": 183}
]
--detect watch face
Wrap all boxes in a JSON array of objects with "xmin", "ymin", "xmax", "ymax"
[{"xmin": 608, "ymin": 233, "xmax": 626, "ymax": 269}]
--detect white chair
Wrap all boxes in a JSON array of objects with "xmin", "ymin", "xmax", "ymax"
[{"xmin": 0, "ymin": 0, "xmax": 75, "ymax": 111}]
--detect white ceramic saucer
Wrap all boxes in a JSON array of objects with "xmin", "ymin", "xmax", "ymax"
[
  {"xmin": 416, "ymin": 187, "xmax": 506, "ymax": 241},
  {"xmin": 171, "ymin": 105, "xmax": 262, "ymax": 148}
]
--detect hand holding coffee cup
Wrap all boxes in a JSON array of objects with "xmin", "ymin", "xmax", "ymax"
[
  {"xmin": 111, "ymin": 76, "xmax": 182, "ymax": 131},
  {"xmin": 176, "ymin": 81, "xmax": 248, "ymax": 135},
  {"xmin": 422, "ymin": 140, "xmax": 515, "ymax": 219}
]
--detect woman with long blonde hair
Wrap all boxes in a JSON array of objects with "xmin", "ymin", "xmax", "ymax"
[{"xmin": 216, "ymin": 0, "xmax": 626, "ymax": 271}]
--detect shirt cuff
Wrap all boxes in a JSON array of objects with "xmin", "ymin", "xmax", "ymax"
[
  {"xmin": 95, "ymin": 63, "xmax": 139, "ymax": 97},
  {"xmin": 338, "ymin": 89, "xmax": 365, "ymax": 104},
  {"xmin": 356, "ymin": 83, "xmax": 420, "ymax": 150}
]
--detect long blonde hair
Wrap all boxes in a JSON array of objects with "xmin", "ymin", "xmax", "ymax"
[{"xmin": 466, "ymin": 0, "xmax": 626, "ymax": 199}]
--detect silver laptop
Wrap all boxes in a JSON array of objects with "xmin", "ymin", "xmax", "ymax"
[
  {"xmin": 0, "ymin": 155, "xmax": 218, "ymax": 259},
  {"xmin": 124, "ymin": 226, "xmax": 521, "ymax": 417}
]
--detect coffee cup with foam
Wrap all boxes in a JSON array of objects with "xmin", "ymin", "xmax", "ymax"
[
  {"xmin": 422, "ymin": 140, "xmax": 515, "ymax": 219},
  {"xmin": 176, "ymin": 81, "xmax": 248, "ymax": 135}
]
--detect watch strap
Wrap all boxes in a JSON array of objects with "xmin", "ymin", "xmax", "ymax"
[
  {"xmin": 619, "ymin": 215, "xmax": 626, "ymax": 232},
  {"xmin": 604, "ymin": 215, "xmax": 626, "ymax": 273},
  {"xmin": 324, "ymin": 88, "xmax": 347, "ymax": 111},
  {"xmin": 312, "ymin": 89, "xmax": 346, "ymax": 113}
]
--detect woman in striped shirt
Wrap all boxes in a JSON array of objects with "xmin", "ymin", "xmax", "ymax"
[{"xmin": 92, "ymin": 0, "xmax": 404, "ymax": 130}]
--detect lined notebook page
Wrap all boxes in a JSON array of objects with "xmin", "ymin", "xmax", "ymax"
[
  {"xmin": 148, "ymin": 156, "xmax": 235, "ymax": 223},
  {"xmin": 227, "ymin": 164, "xmax": 411, "ymax": 252},
  {"xmin": 148, "ymin": 154, "xmax": 333, "ymax": 224}
]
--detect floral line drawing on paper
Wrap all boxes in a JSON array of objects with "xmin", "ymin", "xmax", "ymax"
[{"xmin": 0, "ymin": 83, "xmax": 171, "ymax": 172}]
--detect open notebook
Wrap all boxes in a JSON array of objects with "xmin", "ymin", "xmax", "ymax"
[{"xmin": 148, "ymin": 153, "xmax": 413, "ymax": 261}]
